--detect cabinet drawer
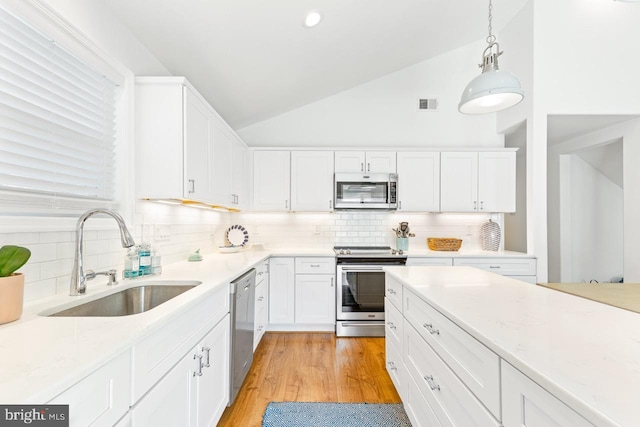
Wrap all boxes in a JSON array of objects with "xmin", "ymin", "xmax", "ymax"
[
  {"xmin": 131, "ymin": 284, "xmax": 229, "ymax": 403},
  {"xmin": 404, "ymin": 289, "xmax": 500, "ymax": 418},
  {"xmin": 385, "ymin": 274, "xmax": 403, "ymax": 311},
  {"xmin": 453, "ymin": 257, "xmax": 536, "ymax": 276},
  {"xmin": 49, "ymin": 351, "xmax": 130, "ymax": 427},
  {"xmin": 405, "ymin": 374, "xmax": 443, "ymax": 427},
  {"xmin": 295, "ymin": 257, "xmax": 335, "ymax": 274},
  {"xmin": 406, "ymin": 257, "xmax": 453, "ymax": 266},
  {"xmin": 502, "ymin": 361, "xmax": 595, "ymax": 427},
  {"xmin": 385, "ymin": 297, "xmax": 404, "ymax": 351},
  {"xmin": 404, "ymin": 322, "xmax": 500, "ymax": 427},
  {"xmin": 385, "ymin": 337, "xmax": 406, "ymax": 399}
]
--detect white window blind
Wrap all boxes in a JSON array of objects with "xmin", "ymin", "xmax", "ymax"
[{"xmin": 0, "ymin": 5, "xmax": 118, "ymax": 210}]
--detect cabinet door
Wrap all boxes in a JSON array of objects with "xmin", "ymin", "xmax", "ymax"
[
  {"xmin": 366, "ymin": 151, "xmax": 396, "ymax": 173},
  {"xmin": 294, "ymin": 274, "xmax": 335, "ymax": 324},
  {"xmin": 183, "ymin": 86, "xmax": 213, "ymax": 201},
  {"xmin": 49, "ymin": 351, "xmax": 130, "ymax": 427},
  {"xmin": 231, "ymin": 137, "xmax": 248, "ymax": 209},
  {"xmin": 440, "ymin": 152, "xmax": 478, "ymax": 212},
  {"xmin": 334, "ymin": 151, "xmax": 366, "ymax": 173},
  {"xmin": 211, "ymin": 118, "xmax": 233, "ymax": 206},
  {"xmin": 253, "ymin": 151, "xmax": 291, "ymax": 211},
  {"xmin": 131, "ymin": 350, "xmax": 194, "ymax": 427},
  {"xmin": 269, "ymin": 257, "xmax": 295, "ymax": 324},
  {"xmin": 397, "ymin": 152, "xmax": 440, "ymax": 211},
  {"xmin": 291, "ymin": 151, "xmax": 334, "ymax": 211},
  {"xmin": 478, "ymin": 152, "xmax": 516, "ymax": 213},
  {"xmin": 502, "ymin": 361, "xmax": 594, "ymax": 427},
  {"xmin": 194, "ymin": 315, "xmax": 230, "ymax": 427}
]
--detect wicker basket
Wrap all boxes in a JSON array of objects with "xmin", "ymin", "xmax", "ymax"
[{"xmin": 427, "ymin": 238, "xmax": 462, "ymax": 251}]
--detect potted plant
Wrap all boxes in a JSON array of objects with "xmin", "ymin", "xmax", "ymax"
[{"xmin": 0, "ymin": 245, "xmax": 31, "ymax": 325}]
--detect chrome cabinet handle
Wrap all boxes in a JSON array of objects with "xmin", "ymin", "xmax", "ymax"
[
  {"xmin": 257, "ymin": 325, "xmax": 264, "ymax": 331},
  {"xmin": 193, "ymin": 354, "xmax": 203, "ymax": 377},
  {"xmin": 257, "ymin": 296, "xmax": 264, "ymax": 301},
  {"xmin": 361, "ymin": 162, "xmax": 364, "ymax": 172},
  {"xmin": 489, "ymin": 265, "xmax": 501, "ymax": 269},
  {"xmin": 285, "ymin": 200, "xmax": 288, "ymax": 209},
  {"xmin": 310, "ymin": 264, "xmax": 320, "ymax": 268},
  {"xmin": 480, "ymin": 201, "xmax": 484, "ymax": 210},
  {"xmin": 387, "ymin": 288, "xmax": 396, "ymax": 295},
  {"xmin": 258, "ymin": 271, "xmax": 264, "ymax": 276},
  {"xmin": 399, "ymin": 200, "xmax": 402, "ymax": 210},
  {"xmin": 423, "ymin": 323, "xmax": 440, "ymax": 335},
  {"xmin": 473, "ymin": 200, "xmax": 477, "ymax": 210},
  {"xmin": 367, "ymin": 162, "xmax": 371, "ymax": 172},
  {"xmin": 329, "ymin": 199, "xmax": 332, "ymax": 209},
  {"xmin": 188, "ymin": 179, "xmax": 195, "ymax": 194},
  {"xmin": 387, "ymin": 361, "xmax": 397, "ymax": 371},
  {"xmin": 330, "ymin": 277, "xmax": 334, "ymax": 287},
  {"xmin": 424, "ymin": 375, "xmax": 440, "ymax": 391},
  {"xmin": 387, "ymin": 321, "xmax": 396, "ymax": 330},
  {"xmin": 202, "ymin": 346, "xmax": 211, "ymax": 368}
]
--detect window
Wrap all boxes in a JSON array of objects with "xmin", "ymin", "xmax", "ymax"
[{"xmin": 0, "ymin": 4, "xmax": 121, "ymax": 215}]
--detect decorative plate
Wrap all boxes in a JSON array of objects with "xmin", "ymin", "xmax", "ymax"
[{"xmin": 225, "ymin": 225, "xmax": 249, "ymax": 246}]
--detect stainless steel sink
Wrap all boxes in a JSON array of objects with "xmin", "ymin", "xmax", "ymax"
[{"xmin": 46, "ymin": 282, "xmax": 201, "ymax": 317}]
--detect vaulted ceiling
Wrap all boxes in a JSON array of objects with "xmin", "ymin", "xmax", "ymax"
[{"xmin": 104, "ymin": 0, "xmax": 528, "ymax": 129}]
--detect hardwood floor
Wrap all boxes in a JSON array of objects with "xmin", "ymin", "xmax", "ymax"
[{"xmin": 217, "ymin": 332, "xmax": 401, "ymax": 426}]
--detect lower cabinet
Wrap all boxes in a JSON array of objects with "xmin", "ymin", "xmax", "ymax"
[
  {"xmin": 501, "ymin": 361, "xmax": 595, "ymax": 427},
  {"xmin": 131, "ymin": 315, "xmax": 230, "ymax": 427},
  {"xmin": 48, "ymin": 350, "xmax": 131, "ymax": 427},
  {"xmin": 269, "ymin": 256, "xmax": 336, "ymax": 331},
  {"xmin": 453, "ymin": 257, "xmax": 537, "ymax": 283},
  {"xmin": 254, "ymin": 260, "xmax": 269, "ymax": 351}
]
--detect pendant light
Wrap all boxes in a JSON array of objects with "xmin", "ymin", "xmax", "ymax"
[{"xmin": 458, "ymin": 0, "xmax": 524, "ymax": 114}]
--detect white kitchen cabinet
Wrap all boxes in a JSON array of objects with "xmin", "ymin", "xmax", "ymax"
[
  {"xmin": 334, "ymin": 151, "xmax": 396, "ymax": 173},
  {"xmin": 291, "ymin": 151, "xmax": 334, "ymax": 211},
  {"xmin": 294, "ymin": 274, "xmax": 335, "ymax": 324},
  {"xmin": 502, "ymin": 361, "xmax": 595, "ymax": 427},
  {"xmin": 48, "ymin": 351, "xmax": 131, "ymax": 427},
  {"xmin": 131, "ymin": 315, "xmax": 230, "ymax": 427},
  {"xmin": 136, "ymin": 78, "xmax": 214, "ymax": 202},
  {"xmin": 268, "ymin": 257, "xmax": 295, "ymax": 324},
  {"xmin": 253, "ymin": 151, "xmax": 291, "ymax": 211},
  {"xmin": 440, "ymin": 151, "xmax": 516, "ymax": 213},
  {"xmin": 396, "ymin": 152, "xmax": 440, "ymax": 212},
  {"xmin": 211, "ymin": 120, "xmax": 249, "ymax": 209},
  {"xmin": 254, "ymin": 260, "xmax": 269, "ymax": 351}
]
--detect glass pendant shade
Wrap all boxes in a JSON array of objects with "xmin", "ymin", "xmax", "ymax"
[{"xmin": 458, "ymin": 68, "xmax": 524, "ymax": 114}]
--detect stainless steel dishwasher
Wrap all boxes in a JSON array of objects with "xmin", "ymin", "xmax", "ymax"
[{"xmin": 229, "ymin": 268, "xmax": 256, "ymax": 405}]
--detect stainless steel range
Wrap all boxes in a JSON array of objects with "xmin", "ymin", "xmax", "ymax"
[{"xmin": 334, "ymin": 246, "xmax": 407, "ymax": 337}]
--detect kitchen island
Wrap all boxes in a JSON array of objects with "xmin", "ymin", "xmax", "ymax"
[{"xmin": 384, "ymin": 266, "xmax": 639, "ymax": 427}]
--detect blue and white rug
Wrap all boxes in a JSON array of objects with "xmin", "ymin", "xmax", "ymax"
[{"xmin": 262, "ymin": 402, "xmax": 412, "ymax": 427}]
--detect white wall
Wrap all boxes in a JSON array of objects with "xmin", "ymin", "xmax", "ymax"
[
  {"xmin": 504, "ymin": 124, "xmax": 527, "ymax": 253},
  {"xmin": 564, "ymin": 155, "xmax": 623, "ymax": 283},
  {"xmin": 238, "ymin": 39, "xmax": 504, "ymax": 148}
]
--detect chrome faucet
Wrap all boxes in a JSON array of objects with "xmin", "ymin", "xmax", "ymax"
[{"xmin": 70, "ymin": 209, "xmax": 136, "ymax": 296}]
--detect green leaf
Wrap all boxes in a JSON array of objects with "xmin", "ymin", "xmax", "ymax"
[{"xmin": 0, "ymin": 245, "xmax": 31, "ymax": 277}]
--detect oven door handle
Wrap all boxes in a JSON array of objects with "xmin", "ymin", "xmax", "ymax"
[{"xmin": 339, "ymin": 266, "xmax": 384, "ymax": 271}]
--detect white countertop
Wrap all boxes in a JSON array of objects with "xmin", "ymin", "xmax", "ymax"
[
  {"xmin": 0, "ymin": 247, "xmax": 532, "ymax": 405},
  {"xmin": 384, "ymin": 266, "xmax": 639, "ymax": 427}
]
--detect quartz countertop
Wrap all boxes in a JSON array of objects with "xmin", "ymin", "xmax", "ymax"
[
  {"xmin": 0, "ymin": 247, "xmax": 531, "ymax": 405},
  {"xmin": 384, "ymin": 266, "xmax": 639, "ymax": 427},
  {"xmin": 538, "ymin": 282, "xmax": 640, "ymax": 314}
]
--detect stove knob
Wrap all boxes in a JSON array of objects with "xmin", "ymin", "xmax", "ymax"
[
  {"xmin": 398, "ymin": 249, "xmax": 404, "ymax": 255},
  {"xmin": 346, "ymin": 249, "xmax": 351, "ymax": 255},
  {"xmin": 339, "ymin": 249, "xmax": 345, "ymax": 255},
  {"xmin": 391, "ymin": 249, "xmax": 397, "ymax": 255}
]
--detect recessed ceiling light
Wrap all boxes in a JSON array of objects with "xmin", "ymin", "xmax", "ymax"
[{"xmin": 304, "ymin": 11, "xmax": 323, "ymax": 28}]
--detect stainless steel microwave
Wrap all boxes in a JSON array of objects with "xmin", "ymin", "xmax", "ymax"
[{"xmin": 334, "ymin": 173, "xmax": 398, "ymax": 210}]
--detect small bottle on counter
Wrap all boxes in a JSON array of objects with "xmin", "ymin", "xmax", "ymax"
[
  {"xmin": 151, "ymin": 248, "xmax": 162, "ymax": 275},
  {"xmin": 124, "ymin": 248, "xmax": 140, "ymax": 278},
  {"xmin": 138, "ymin": 242, "xmax": 152, "ymax": 275}
]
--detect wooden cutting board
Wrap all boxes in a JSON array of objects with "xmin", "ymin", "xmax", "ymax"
[{"xmin": 537, "ymin": 282, "xmax": 640, "ymax": 314}]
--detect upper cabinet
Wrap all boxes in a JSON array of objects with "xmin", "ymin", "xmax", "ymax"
[
  {"xmin": 253, "ymin": 151, "xmax": 291, "ymax": 211},
  {"xmin": 135, "ymin": 77, "xmax": 248, "ymax": 209},
  {"xmin": 212, "ymin": 117, "xmax": 248, "ymax": 209},
  {"xmin": 397, "ymin": 152, "xmax": 440, "ymax": 212},
  {"xmin": 440, "ymin": 151, "xmax": 516, "ymax": 213},
  {"xmin": 335, "ymin": 151, "xmax": 396, "ymax": 173},
  {"xmin": 291, "ymin": 151, "xmax": 334, "ymax": 212},
  {"xmin": 136, "ymin": 78, "xmax": 214, "ymax": 201}
]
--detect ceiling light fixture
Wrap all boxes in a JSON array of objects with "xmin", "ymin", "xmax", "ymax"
[
  {"xmin": 304, "ymin": 11, "xmax": 323, "ymax": 28},
  {"xmin": 458, "ymin": 0, "xmax": 524, "ymax": 114}
]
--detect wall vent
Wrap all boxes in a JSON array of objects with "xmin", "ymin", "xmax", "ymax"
[{"xmin": 418, "ymin": 98, "xmax": 439, "ymax": 111}]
